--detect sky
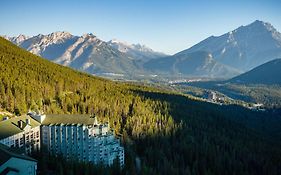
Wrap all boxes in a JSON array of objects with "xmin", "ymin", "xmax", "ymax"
[{"xmin": 0, "ymin": 0, "xmax": 280, "ymax": 54}]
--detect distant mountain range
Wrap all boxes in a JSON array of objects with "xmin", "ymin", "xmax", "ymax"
[
  {"xmin": 3, "ymin": 32, "xmax": 165, "ymax": 78},
  {"xmin": 229, "ymin": 58, "xmax": 281, "ymax": 85},
  {"xmin": 3, "ymin": 20, "xmax": 281, "ymax": 80},
  {"xmin": 178, "ymin": 20, "xmax": 281, "ymax": 71},
  {"xmin": 107, "ymin": 39, "xmax": 166, "ymax": 62},
  {"xmin": 144, "ymin": 20, "xmax": 281, "ymax": 79},
  {"xmin": 144, "ymin": 51, "xmax": 240, "ymax": 78}
]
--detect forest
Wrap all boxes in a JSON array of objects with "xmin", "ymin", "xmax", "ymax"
[
  {"xmin": 181, "ymin": 81, "xmax": 281, "ymax": 109},
  {"xmin": 1, "ymin": 37, "xmax": 281, "ymax": 175}
]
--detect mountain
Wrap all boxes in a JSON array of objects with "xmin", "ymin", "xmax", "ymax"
[
  {"xmin": 229, "ymin": 58, "xmax": 281, "ymax": 84},
  {"xmin": 144, "ymin": 51, "xmax": 241, "ymax": 78},
  {"xmin": 4, "ymin": 20, "xmax": 281, "ymax": 80},
  {"xmin": 178, "ymin": 20, "xmax": 281, "ymax": 71},
  {"xmin": 3, "ymin": 34, "xmax": 30, "ymax": 44},
  {"xmin": 108, "ymin": 39, "xmax": 167, "ymax": 62},
  {"xmin": 5, "ymin": 31, "xmax": 164, "ymax": 78},
  {"xmin": 1, "ymin": 36, "xmax": 281, "ymax": 174}
]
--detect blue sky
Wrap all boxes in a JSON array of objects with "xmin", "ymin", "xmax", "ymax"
[{"xmin": 0, "ymin": 0, "xmax": 280, "ymax": 54}]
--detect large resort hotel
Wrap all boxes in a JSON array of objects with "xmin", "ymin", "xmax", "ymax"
[{"xmin": 0, "ymin": 112, "xmax": 124, "ymax": 174}]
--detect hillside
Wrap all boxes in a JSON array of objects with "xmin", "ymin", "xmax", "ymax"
[
  {"xmin": 230, "ymin": 58, "xmax": 281, "ymax": 84},
  {"xmin": 144, "ymin": 51, "xmax": 240, "ymax": 78},
  {"xmin": 178, "ymin": 20, "xmax": 281, "ymax": 71},
  {"xmin": 1, "ymin": 37, "xmax": 281, "ymax": 174}
]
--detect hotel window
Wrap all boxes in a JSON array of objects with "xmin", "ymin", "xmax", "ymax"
[
  {"xmin": 20, "ymin": 138, "xmax": 24, "ymax": 145},
  {"xmin": 15, "ymin": 139, "xmax": 19, "ymax": 147}
]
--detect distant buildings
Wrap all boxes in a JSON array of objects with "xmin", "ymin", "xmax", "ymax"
[
  {"xmin": 249, "ymin": 103, "xmax": 265, "ymax": 111},
  {"xmin": 207, "ymin": 91, "xmax": 217, "ymax": 101},
  {"xmin": 0, "ymin": 143, "xmax": 37, "ymax": 175},
  {"xmin": 202, "ymin": 91, "xmax": 218, "ymax": 102}
]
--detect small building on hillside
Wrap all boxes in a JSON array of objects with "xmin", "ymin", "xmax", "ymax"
[
  {"xmin": 0, "ymin": 115, "xmax": 41, "ymax": 154},
  {"xmin": 208, "ymin": 91, "xmax": 217, "ymax": 101},
  {"xmin": 0, "ymin": 143, "xmax": 37, "ymax": 175}
]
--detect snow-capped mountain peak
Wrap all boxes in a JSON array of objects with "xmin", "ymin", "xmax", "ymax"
[
  {"xmin": 4, "ymin": 34, "xmax": 30, "ymax": 44},
  {"xmin": 178, "ymin": 20, "xmax": 281, "ymax": 71},
  {"xmin": 108, "ymin": 39, "xmax": 167, "ymax": 60},
  {"xmin": 39, "ymin": 31, "xmax": 74, "ymax": 45},
  {"xmin": 4, "ymin": 32, "xmax": 166, "ymax": 78},
  {"xmin": 108, "ymin": 39, "xmax": 134, "ymax": 53},
  {"xmin": 48, "ymin": 31, "xmax": 73, "ymax": 39},
  {"xmin": 82, "ymin": 33, "xmax": 96, "ymax": 38},
  {"xmin": 108, "ymin": 39, "xmax": 157, "ymax": 52}
]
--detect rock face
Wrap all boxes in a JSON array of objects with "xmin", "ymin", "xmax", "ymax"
[
  {"xmin": 6, "ymin": 32, "xmax": 165, "ymax": 77},
  {"xmin": 108, "ymin": 39, "xmax": 167, "ymax": 62},
  {"xmin": 177, "ymin": 20, "xmax": 281, "ymax": 71}
]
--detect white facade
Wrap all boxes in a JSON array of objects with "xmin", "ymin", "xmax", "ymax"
[
  {"xmin": 27, "ymin": 111, "xmax": 46, "ymax": 123},
  {"xmin": 41, "ymin": 122, "xmax": 124, "ymax": 166},
  {"xmin": 0, "ymin": 126, "xmax": 40, "ymax": 154},
  {"xmin": 0, "ymin": 113, "xmax": 125, "ymax": 168},
  {"xmin": 0, "ymin": 116, "xmax": 41, "ymax": 154},
  {"xmin": 0, "ymin": 157, "xmax": 37, "ymax": 175}
]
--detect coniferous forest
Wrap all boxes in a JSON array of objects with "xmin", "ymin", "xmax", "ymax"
[{"xmin": 1, "ymin": 37, "xmax": 281, "ymax": 174}]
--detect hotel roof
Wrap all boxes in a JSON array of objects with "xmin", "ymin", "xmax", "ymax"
[
  {"xmin": 42, "ymin": 114, "xmax": 97, "ymax": 125},
  {"xmin": 0, "ymin": 115, "xmax": 40, "ymax": 140},
  {"xmin": 0, "ymin": 143, "xmax": 37, "ymax": 165}
]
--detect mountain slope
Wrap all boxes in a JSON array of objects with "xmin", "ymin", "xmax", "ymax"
[
  {"xmin": 1, "ymin": 37, "xmax": 281, "ymax": 174},
  {"xmin": 108, "ymin": 39, "xmax": 167, "ymax": 62},
  {"xmin": 6, "ymin": 32, "xmax": 168, "ymax": 78},
  {"xmin": 6, "ymin": 32, "xmax": 144, "ymax": 77},
  {"xmin": 145, "ymin": 51, "xmax": 241, "ymax": 78},
  {"xmin": 229, "ymin": 58, "xmax": 281, "ymax": 84},
  {"xmin": 3, "ymin": 34, "xmax": 30, "ymax": 44},
  {"xmin": 178, "ymin": 20, "xmax": 281, "ymax": 71}
]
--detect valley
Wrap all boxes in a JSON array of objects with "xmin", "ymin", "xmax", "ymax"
[
  {"xmin": 1, "ymin": 36, "xmax": 281, "ymax": 174},
  {"xmin": 1, "ymin": 1, "xmax": 281, "ymax": 174}
]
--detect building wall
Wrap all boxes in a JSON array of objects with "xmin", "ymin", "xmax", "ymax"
[
  {"xmin": 24, "ymin": 126, "xmax": 41, "ymax": 154},
  {"xmin": 41, "ymin": 124, "xmax": 124, "ymax": 166},
  {"xmin": 0, "ymin": 126, "xmax": 40, "ymax": 154},
  {"xmin": 0, "ymin": 157, "xmax": 37, "ymax": 175}
]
